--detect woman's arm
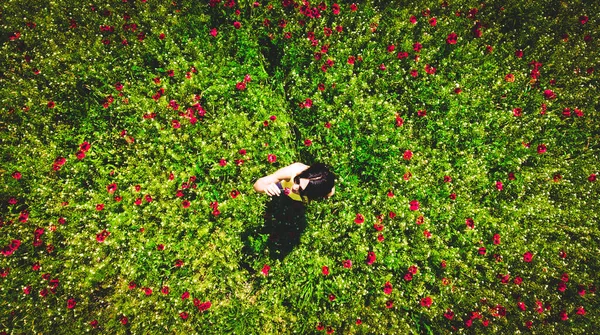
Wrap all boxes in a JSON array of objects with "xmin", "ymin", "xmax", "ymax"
[{"xmin": 253, "ymin": 162, "xmax": 309, "ymax": 196}]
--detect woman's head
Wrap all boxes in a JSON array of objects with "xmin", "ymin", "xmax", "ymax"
[{"xmin": 292, "ymin": 163, "xmax": 335, "ymax": 200}]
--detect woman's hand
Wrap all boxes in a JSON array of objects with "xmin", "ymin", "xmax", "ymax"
[{"xmin": 264, "ymin": 183, "xmax": 281, "ymax": 197}]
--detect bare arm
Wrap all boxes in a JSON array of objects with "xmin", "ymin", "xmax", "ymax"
[{"xmin": 253, "ymin": 162, "xmax": 309, "ymax": 196}]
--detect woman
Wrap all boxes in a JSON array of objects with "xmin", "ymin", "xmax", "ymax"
[{"xmin": 253, "ymin": 162, "xmax": 335, "ymax": 203}]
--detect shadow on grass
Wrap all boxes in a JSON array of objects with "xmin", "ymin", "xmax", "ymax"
[{"xmin": 240, "ymin": 195, "xmax": 307, "ymax": 274}]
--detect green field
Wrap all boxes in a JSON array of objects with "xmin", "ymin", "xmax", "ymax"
[{"xmin": 1, "ymin": 0, "xmax": 599, "ymax": 333}]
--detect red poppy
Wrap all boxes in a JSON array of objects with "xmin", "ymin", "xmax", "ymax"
[
  {"xmin": 496, "ymin": 180, "xmax": 503, "ymax": 191},
  {"xmin": 588, "ymin": 173, "xmax": 597, "ymax": 182},
  {"xmin": 408, "ymin": 265, "xmax": 418, "ymax": 274},
  {"xmin": 537, "ymin": 144, "xmax": 547, "ymax": 154},
  {"xmin": 515, "ymin": 49, "xmax": 524, "ymax": 58},
  {"xmin": 492, "ymin": 234, "xmax": 501, "ymax": 245},
  {"xmin": 557, "ymin": 282, "xmax": 567, "ymax": 292},
  {"xmin": 444, "ymin": 309, "xmax": 454, "ymax": 320},
  {"xmin": 409, "ymin": 200, "xmax": 419, "ymax": 211},
  {"xmin": 321, "ymin": 266, "xmax": 329, "ymax": 276},
  {"xmin": 576, "ymin": 306, "xmax": 586, "ymax": 315},
  {"xmin": 343, "ymin": 259, "xmax": 352, "ymax": 268},
  {"xmin": 354, "ymin": 213, "xmax": 364, "ymax": 224},
  {"xmin": 561, "ymin": 273, "xmax": 569, "ymax": 282},
  {"xmin": 67, "ymin": 298, "xmax": 76, "ymax": 309},
  {"xmin": 161, "ymin": 286, "xmax": 169, "ymax": 295},
  {"xmin": 420, "ymin": 296, "xmax": 432, "ymax": 308},
  {"xmin": 523, "ymin": 251, "xmax": 533, "ymax": 262},
  {"xmin": 478, "ymin": 247, "xmax": 486, "ymax": 255},
  {"xmin": 417, "ymin": 109, "xmax": 426, "ymax": 117},
  {"xmin": 96, "ymin": 204, "xmax": 104, "ymax": 211},
  {"xmin": 366, "ymin": 251, "xmax": 376, "ymax": 265},
  {"xmin": 120, "ymin": 316, "xmax": 128, "ymax": 325},
  {"xmin": 579, "ymin": 15, "xmax": 588, "ymax": 24},
  {"xmin": 543, "ymin": 89, "xmax": 556, "ymax": 99},
  {"xmin": 403, "ymin": 150, "xmax": 413, "ymax": 160},
  {"xmin": 560, "ymin": 310, "xmax": 568, "ymax": 321},
  {"xmin": 261, "ymin": 264, "xmax": 270, "ymax": 276},
  {"xmin": 267, "ymin": 154, "xmax": 277, "ymax": 163},
  {"xmin": 465, "ymin": 218, "xmax": 474, "ymax": 229},
  {"xmin": 383, "ymin": 281, "xmax": 392, "ymax": 294},
  {"xmin": 385, "ymin": 300, "xmax": 394, "ymax": 308},
  {"xmin": 446, "ymin": 32, "xmax": 458, "ymax": 45},
  {"xmin": 429, "ymin": 17, "xmax": 437, "ymax": 26},
  {"xmin": 409, "ymin": 15, "xmax": 417, "ymax": 24}
]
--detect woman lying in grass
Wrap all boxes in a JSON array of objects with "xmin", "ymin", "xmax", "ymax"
[{"xmin": 253, "ymin": 162, "xmax": 335, "ymax": 203}]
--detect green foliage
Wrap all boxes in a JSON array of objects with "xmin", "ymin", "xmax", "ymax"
[{"xmin": 1, "ymin": 0, "xmax": 599, "ymax": 334}]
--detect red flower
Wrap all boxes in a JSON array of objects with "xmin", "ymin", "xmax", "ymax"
[
  {"xmin": 128, "ymin": 281, "xmax": 137, "ymax": 290},
  {"xmin": 517, "ymin": 301, "xmax": 526, "ymax": 311},
  {"xmin": 559, "ymin": 250, "xmax": 567, "ymax": 259},
  {"xmin": 383, "ymin": 281, "xmax": 392, "ymax": 294},
  {"xmin": 181, "ymin": 291, "xmax": 190, "ymax": 300},
  {"xmin": 134, "ymin": 198, "xmax": 142, "ymax": 206},
  {"xmin": 465, "ymin": 218, "xmax": 474, "ymax": 229},
  {"xmin": 174, "ymin": 259, "xmax": 184, "ymax": 267},
  {"xmin": 182, "ymin": 200, "xmax": 191, "ymax": 208},
  {"xmin": 557, "ymin": 282, "xmax": 567, "ymax": 292},
  {"xmin": 423, "ymin": 230, "xmax": 431, "ymax": 238},
  {"xmin": 377, "ymin": 234, "xmax": 384, "ymax": 242},
  {"xmin": 403, "ymin": 150, "xmax": 413, "ymax": 160},
  {"xmin": 478, "ymin": 247, "xmax": 486, "ymax": 255},
  {"xmin": 179, "ymin": 312, "xmax": 189, "ymax": 320},
  {"xmin": 537, "ymin": 144, "xmax": 547, "ymax": 154},
  {"xmin": 579, "ymin": 15, "xmax": 588, "ymax": 24},
  {"xmin": 12, "ymin": 171, "xmax": 22, "ymax": 180},
  {"xmin": 496, "ymin": 180, "xmax": 503, "ymax": 191},
  {"xmin": 560, "ymin": 310, "xmax": 568, "ymax": 321},
  {"xmin": 161, "ymin": 286, "xmax": 170, "ymax": 295},
  {"xmin": 413, "ymin": 42, "xmax": 422, "ymax": 52},
  {"xmin": 404, "ymin": 272, "xmax": 413, "ymax": 281},
  {"xmin": 409, "ymin": 200, "xmax": 419, "ymax": 211},
  {"xmin": 233, "ymin": 21, "xmax": 241, "ymax": 29},
  {"xmin": 96, "ymin": 229, "xmax": 110, "ymax": 242},
  {"xmin": 397, "ymin": 51, "xmax": 409, "ymax": 59},
  {"xmin": 543, "ymin": 89, "xmax": 556, "ymax": 99},
  {"xmin": 379, "ymin": 63, "xmax": 386, "ymax": 71},
  {"xmin": 385, "ymin": 300, "xmax": 394, "ymax": 308},
  {"xmin": 576, "ymin": 306, "xmax": 586, "ymax": 315},
  {"xmin": 67, "ymin": 298, "xmax": 76, "ymax": 309},
  {"xmin": 322, "ymin": 266, "xmax": 329, "ymax": 276},
  {"xmin": 588, "ymin": 173, "xmax": 597, "ymax": 182},
  {"xmin": 492, "ymin": 233, "xmax": 501, "ymax": 245},
  {"xmin": 210, "ymin": 28, "xmax": 218, "ymax": 37},
  {"xmin": 366, "ymin": 251, "xmax": 376, "ymax": 265},
  {"xmin": 446, "ymin": 32, "xmax": 458, "ymax": 44},
  {"xmin": 267, "ymin": 154, "xmax": 276, "ymax": 163},
  {"xmin": 515, "ymin": 49, "xmax": 524, "ymax": 58},
  {"xmin": 261, "ymin": 264, "xmax": 270, "ymax": 276},
  {"xmin": 429, "ymin": 17, "xmax": 437, "ymax": 26},
  {"xmin": 316, "ymin": 322, "xmax": 325, "ymax": 331},
  {"xmin": 354, "ymin": 213, "xmax": 364, "ymax": 224},
  {"xmin": 350, "ymin": 3, "xmax": 357, "ymax": 11},
  {"xmin": 513, "ymin": 276, "xmax": 523, "ymax": 285},
  {"xmin": 304, "ymin": 139, "xmax": 312, "ymax": 146},
  {"xmin": 236, "ymin": 82, "xmax": 246, "ymax": 90},
  {"xmin": 328, "ymin": 293, "xmax": 336, "ymax": 301},
  {"xmin": 408, "ymin": 265, "xmax": 418, "ymax": 274},
  {"xmin": 420, "ymin": 296, "xmax": 432, "ymax": 308},
  {"xmin": 523, "ymin": 251, "xmax": 533, "ymax": 262},
  {"xmin": 343, "ymin": 259, "xmax": 352, "ymax": 268},
  {"xmin": 561, "ymin": 273, "xmax": 569, "ymax": 282},
  {"xmin": 120, "ymin": 316, "xmax": 128, "ymax": 325},
  {"xmin": 90, "ymin": 320, "xmax": 98, "ymax": 328},
  {"xmin": 410, "ymin": 69, "xmax": 418, "ymax": 77},
  {"xmin": 144, "ymin": 287, "xmax": 153, "ymax": 295},
  {"xmin": 96, "ymin": 204, "xmax": 104, "ymax": 211},
  {"xmin": 444, "ymin": 309, "xmax": 454, "ymax": 320},
  {"xmin": 417, "ymin": 109, "xmax": 426, "ymax": 117},
  {"xmin": 409, "ymin": 15, "xmax": 417, "ymax": 24}
]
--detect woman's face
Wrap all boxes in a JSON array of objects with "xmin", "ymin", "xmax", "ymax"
[{"xmin": 291, "ymin": 178, "xmax": 310, "ymax": 195}]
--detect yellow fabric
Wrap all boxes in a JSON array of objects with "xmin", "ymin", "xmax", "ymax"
[{"xmin": 281, "ymin": 178, "xmax": 308, "ymax": 203}]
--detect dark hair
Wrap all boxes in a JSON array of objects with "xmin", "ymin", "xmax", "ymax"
[{"xmin": 293, "ymin": 163, "xmax": 335, "ymax": 200}]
